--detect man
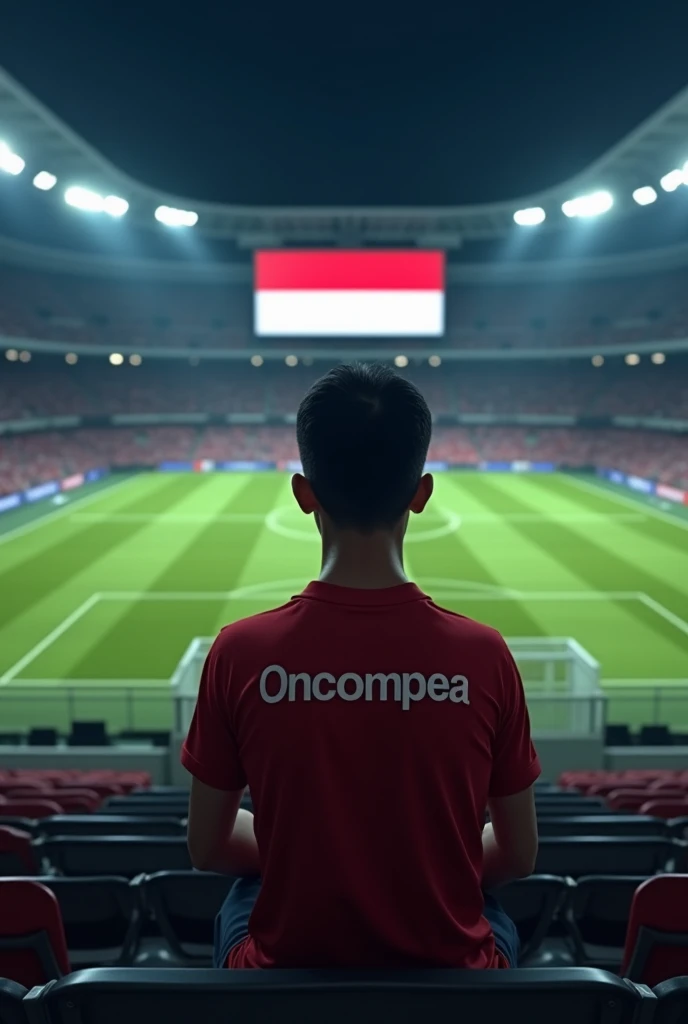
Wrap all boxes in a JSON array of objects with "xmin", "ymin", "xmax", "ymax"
[{"xmin": 182, "ymin": 363, "xmax": 540, "ymax": 970}]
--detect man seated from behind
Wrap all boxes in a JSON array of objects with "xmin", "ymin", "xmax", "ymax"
[{"xmin": 182, "ymin": 363, "xmax": 540, "ymax": 969}]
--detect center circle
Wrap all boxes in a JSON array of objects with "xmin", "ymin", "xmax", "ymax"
[{"xmin": 265, "ymin": 506, "xmax": 461, "ymax": 543}]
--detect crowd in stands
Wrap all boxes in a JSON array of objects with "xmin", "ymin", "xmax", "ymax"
[
  {"xmin": 1, "ymin": 425, "xmax": 686, "ymax": 495},
  {"xmin": 2, "ymin": 358, "xmax": 687, "ymax": 420},
  {"xmin": 2, "ymin": 264, "xmax": 688, "ymax": 351}
]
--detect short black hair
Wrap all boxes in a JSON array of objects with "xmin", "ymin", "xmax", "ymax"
[{"xmin": 296, "ymin": 363, "xmax": 432, "ymax": 531}]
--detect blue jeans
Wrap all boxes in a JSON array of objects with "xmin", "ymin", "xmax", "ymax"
[{"xmin": 214, "ymin": 878, "xmax": 520, "ymax": 969}]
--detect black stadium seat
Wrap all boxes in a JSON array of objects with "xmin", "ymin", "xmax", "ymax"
[
  {"xmin": 496, "ymin": 875, "xmax": 570, "ymax": 965},
  {"xmin": 535, "ymin": 837, "xmax": 684, "ymax": 878},
  {"xmin": 22, "ymin": 876, "xmax": 141, "ymax": 968},
  {"xmin": 0, "ymin": 978, "xmax": 27, "ymax": 1024},
  {"xmin": 566, "ymin": 876, "xmax": 646, "ymax": 970},
  {"xmin": 100, "ymin": 804, "xmax": 188, "ymax": 818},
  {"xmin": 537, "ymin": 816, "xmax": 668, "ymax": 838},
  {"xmin": 535, "ymin": 799, "xmax": 609, "ymax": 817},
  {"xmin": 39, "ymin": 816, "xmax": 185, "ymax": 838},
  {"xmin": 23, "ymin": 967, "xmax": 650, "ymax": 1024},
  {"xmin": 34, "ymin": 837, "xmax": 191, "ymax": 877},
  {"xmin": 654, "ymin": 977, "xmax": 688, "ymax": 1024},
  {"xmin": 139, "ymin": 871, "xmax": 236, "ymax": 965}
]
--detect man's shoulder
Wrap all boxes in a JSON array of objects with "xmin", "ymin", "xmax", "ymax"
[
  {"xmin": 212, "ymin": 598, "xmax": 300, "ymax": 653},
  {"xmin": 427, "ymin": 599, "xmax": 510, "ymax": 654}
]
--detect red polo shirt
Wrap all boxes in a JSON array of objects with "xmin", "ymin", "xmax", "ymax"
[{"xmin": 181, "ymin": 581, "xmax": 540, "ymax": 969}]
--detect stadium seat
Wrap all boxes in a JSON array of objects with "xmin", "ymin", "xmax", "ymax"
[
  {"xmin": 566, "ymin": 876, "xmax": 646, "ymax": 970},
  {"xmin": 0, "ymin": 827, "xmax": 37, "ymax": 876},
  {"xmin": 622, "ymin": 875, "xmax": 688, "ymax": 986},
  {"xmin": 2, "ymin": 800, "xmax": 63, "ymax": 820},
  {"xmin": 536, "ymin": 800, "xmax": 610, "ymax": 817},
  {"xmin": 35, "ymin": 836, "xmax": 192, "ymax": 877},
  {"xmin": 21, "ymin": 966, "xmax": 649, "ymax": 1024},
  {"xmin": 6, "ymin": 789, "xmax": 101, "ymax": 813},
  {"xmin": 670, "ymin": 819, "xmax": 688, "ymax": 842},
  {"xmin": 100, "ymin": 802, "xmax": 188, "ymax": 818},
  {"xmin": 537, "ymin": 816, "xmax": 668, "ymax": 838},
  {"xmin": 654, "ymin": 976, "xmax": 688, "ymax": 1024},
  {"xmin": 0, "ymin": 780, "xmax": 46, "ymax": 794},
  {"xmin": 0, "ymin": 879, "xmax": 70, "ymax": 987},
  {"xmin": 27, "ymin": 728, "xmax": 58, "ymax": 747},
  {"xmin": 67, "ymin": 722, "xmax": 110, "ymax": 747},
  {"xmin": 606, "ymin": 790, "xmax": 687, "ymax": 812},
  {"xmin": 640, "ymin": 801, "xmax": 688, "ymax": 820},
  {"xmin": 0, "ymin": 978, "xmax": 27, "ymax": 1024},
  {"xmin": 28, "ymin": 876, "xmax": 141, "ymax": 968},
  {"xmin": 138, "ymin": 871, "xmax": 235, "ymax": 966},
  {"xmin": 496, "ymin": 876, "xmax": 571, "ymax": 966},
  {"xmin": 39, "ymin": 816, "xmax": 185, "ymax": 838},
  {"xmin": 639, "ymin": 725, "xmax": 673, "ymax": 746},
  {"xmin": 0, "ymin": 819, "xmax": 38, "ymax": 837},
  {"xmin": 535, "ymin": 837, "xmax": 684, "ymax": 878}
]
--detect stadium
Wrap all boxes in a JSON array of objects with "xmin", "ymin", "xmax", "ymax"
[{"xmin": 0, "ymin": 9, "xmax": 688, "ymax": 1015}]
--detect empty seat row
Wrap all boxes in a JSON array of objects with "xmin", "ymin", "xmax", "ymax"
[
  {"xmin": 3, "ymin": 831, "xmax": 685, "ymax": 879},
  {"xmin": 1, "ymin": 872, "xmax": 687, "ymax": 980},
  {"xmin": 0, "ymin": 969, "xmax": 686, "ymax": 1024}
]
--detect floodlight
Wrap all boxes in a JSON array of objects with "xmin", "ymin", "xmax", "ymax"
[
  {"xmin": 103, "ymin": 195, "xmax": 129, "ymax": 217},
  {"xmin": 65, "ymin": 352, "xmax": 78, "ymax": 365},
  {"xmin": 429, "ymin": 355, "xmax": 442, "ymax": 367},
  {"xmin": 632, "ymin": 186, "xmax": 657, "ymax": 206},
  {"xmin": 394, "ymin": 355, "xmax": 409, "ymax": 367},
  {"xmin": 129, "ymin": 353, "xmax": 142, "ymax": 366},
  {"xmin": 591, "ymin": 355, "xmax": 604, "ymax": 367},
  {"xmin": 285, "ymin": 354, "xmax": 298, "ymax": 366},
  {"xmin": 624, "ymin": 353, "xmax": 640, "ymax": 366},
  {"xmin": 660, "ymin": 169, "xmax": 684, "ymax": 192},
  {"xmin": 18, "ymin": 350, "xmax": 31, "ymax": 362},
  {"xmin": 65, "ymin": 186, "xmax": 104, "ymax": 211},
  {"xmin": 5, "ymin": 348, "xmax": 18, "ymax": 361},
  {"xmin": 0, "ymin": 142, "xmax": 24, "ymax": 175},
  {"xmin": 109, "ymin": 352, "xmax": 124, "ymax": 366},
  {"xmin": 154, "ymin": 205, "xmax": 199, "ymax": 227},
  {"xmin": 250, "ymin": 355, "xmax": 264, "ymax": 366},
  {"xmin": 562, "ymin": 191, "xmax": 613, "ymax": 217},
  {"xmin": 651, "ymin": 352, "xmax": 666, "ymax": 365},
  {"xmin": 513, "ymin": 207, "xmax": 546, "ymax": 226},
  {"xmin": 33, "ymin": 171, "xmax": 57, "ymax": 191}
]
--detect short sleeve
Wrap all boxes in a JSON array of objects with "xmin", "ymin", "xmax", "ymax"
[
  {"xmin": 180, "ymin": 633, "xmax": 247, "ymax": 791},
  {"xmin": 489, "ymin": 640, "xmax": 541, "ymax": 798}
]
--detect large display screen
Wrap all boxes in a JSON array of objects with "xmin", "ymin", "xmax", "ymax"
[{"xmin": 254, "ymin": 250, "xmax": 445, "ymax": 337}]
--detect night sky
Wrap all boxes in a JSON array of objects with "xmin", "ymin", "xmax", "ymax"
[{"xmin": 2, "ymin": 1, "xmax": 688, "ymax": 207}]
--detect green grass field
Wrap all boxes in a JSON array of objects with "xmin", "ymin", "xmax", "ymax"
[{"xmin": 0, "ymin": 470, "xmax": 687, "ymax": 735}]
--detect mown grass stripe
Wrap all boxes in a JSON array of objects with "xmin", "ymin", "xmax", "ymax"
[
  {"xmin": 0, "ymin": 474, "xmax": 212, "ymax": 632},
  {"xmin": 66, "ymin": 474, "xmax": 286, "ymax": 680},
  {"xmin": 456, "ymin": 475, "xmax": 688, "ymax": 657}
]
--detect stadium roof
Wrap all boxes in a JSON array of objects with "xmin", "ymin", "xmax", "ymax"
[{"xmin": 1, "ymin": 64, "xmax": 688, "ymax": 247}]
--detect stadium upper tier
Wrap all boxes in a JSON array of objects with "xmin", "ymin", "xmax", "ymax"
[
  {"xmin": 1, "ymin": 360, "xmax": 686, "ymax": 420},
  {"xmin": 1, "ymin": 266, "xmax": 687, "ymax": 355}
]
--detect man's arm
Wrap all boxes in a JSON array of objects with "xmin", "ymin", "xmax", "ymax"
[
  {"xmin": 482, "ymin": 785, "xmax": 538, "ymax": 889},
  {"xmin": 187, "ymin": 776, "xmax": 260, "ymax": 875}
]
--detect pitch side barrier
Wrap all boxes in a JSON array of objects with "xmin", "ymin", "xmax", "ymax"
[
  {"xmin": 157, "ymin": 459, "xmax": 559, "ymax": 473},
  {"xmin": 597, "ymin": 468, "xmax": 688, "ymax": 508},
  {"xmin": 0, "ymin": 467, "xmax": 108, "ymax": 517}
]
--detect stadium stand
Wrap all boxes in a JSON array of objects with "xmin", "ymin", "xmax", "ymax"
[
  {"xmin": 0, "ymin": 977, "xmax": 27, "ymax": 1024},
  {"xmin": 2, "ymin": 265, "xmax": 688, "ymax": 352}
]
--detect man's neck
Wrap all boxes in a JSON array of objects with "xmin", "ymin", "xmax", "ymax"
[{"xmin": 318, "ymin": 530, "xmax": 409, "ymax": 590}]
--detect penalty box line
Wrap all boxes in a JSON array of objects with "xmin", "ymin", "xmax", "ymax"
[{"xmin": 2, "ymin": 588, "xmax": 687, "ymax": 688}]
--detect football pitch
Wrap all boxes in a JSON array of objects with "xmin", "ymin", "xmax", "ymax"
[{"xmin": 0, "ymin": 470, "xmax": 687, "ymax": 735}]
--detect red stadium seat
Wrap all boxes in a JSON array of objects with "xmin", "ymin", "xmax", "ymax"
[
  {"xmin": 649, "ymin": 779, "xmax": 688, "ymax": 793},
  {"xmin": 3, "ymin": 800, "xmax": 64, "ymax": 819},
  {"xmin": 622, "ymin": 875, "xmax": 688, "ymax": 986},
  {"xmin": 639, "ymin": 800, "xmax": 688, "ymax": 820},
  {"xmin": 0, "ymin": 879, "xmax": 70, "ymax": 987},
  {"xmin": 0, "ymin": 780, "xmax": 47, "ymax": 794},
  {"xmin": 56, "ymin": 781, "xmax": 123, "ymax": 797},
  {"xmin": 606, "ymin": 790, "xmax": 687, "ymax": 813},
  {"xmin": 0, "ymin": 827, "xmax": 37, "ymax": 876}
]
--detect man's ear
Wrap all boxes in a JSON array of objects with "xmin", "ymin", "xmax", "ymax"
[
  {"xmin": 409, "ymin": 473, "xmax": 434, "ymax": 515},
  {"xmin": 292, "ymin": 473, "xmax": 320, "ymax": 515}
]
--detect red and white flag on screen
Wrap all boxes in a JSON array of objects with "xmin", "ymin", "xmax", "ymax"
[{"xmin": 254, "ymin": 251, "xmax": 445, "ymax": 336}]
